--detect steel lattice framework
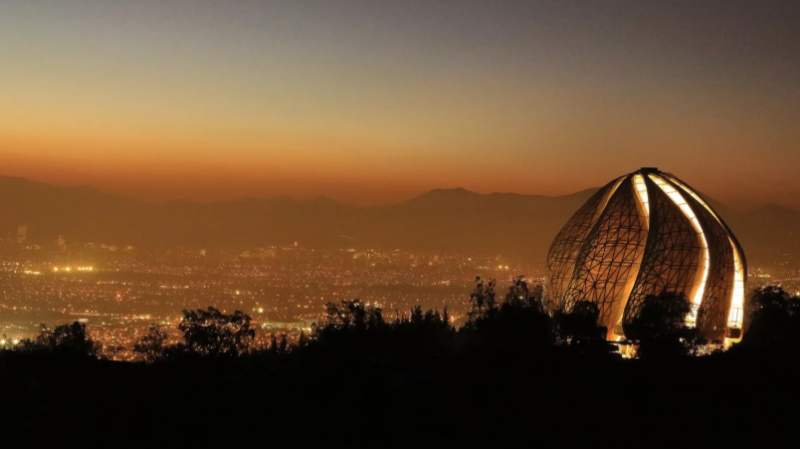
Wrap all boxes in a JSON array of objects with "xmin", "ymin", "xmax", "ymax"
[
  {"xmin": 624, "ymin": 176, "xmax": 703, "ymax": 325},
  {"xmin": 545, "ymin": 168, "xmax": 748, "ymax": 341},
  {"xmin": 561, "ymin": 176, "xmax": 648, "ymax": 332},
  {"xmin": 545, "ymin": 176, "xmax": 624, "ymax": 308}
]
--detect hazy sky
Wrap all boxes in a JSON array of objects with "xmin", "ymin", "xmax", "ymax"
[{"xmin": 1, "ymin": 1, "xmax": 799, "ymax": 209}]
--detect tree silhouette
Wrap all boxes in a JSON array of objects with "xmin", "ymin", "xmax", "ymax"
[
  {"xmin": 741, "ymin": 285, "xmax": 800, "ymax": 348},
  {"xmin": 297, "ymin": 331, "xmax": 311, "ymax": 349},
  {"xmin": 14, "ymin": 322, "xmax": 99, "ymax": 357},
  {"xmin": 319, "ymin": 300, "xmax": 388, "ymax": 333},
  {"xmin": 554, "ymin": 301, "xmax": 615, "ymax": 357},
  {"xmin": 133, "ymin": 324, "xmax": 169, "ymax": 362},
  {"xmin": 462, "ymin": 277, "xmax": 554, "ymax": 354},
  {"xmin": 468, "ymin": 277, "xmax": 497, "ymax": 321},
  {"xmin": 174, "ymin": 307, "xmax": 255, "ymax": 356},
  {"xmin": 389, "ymin": 306, "xmax": 455, "ymax": 355},
  {"xmin": 310, "ymin": 300, "xmax": 383, "ymax": 359},
  {"xmin": 624, "ymin": 291, "xmax": 705, "ymax": 359},
  {"xmin": 505, "ymin": 275, "xmax": 530, "ymax": 307},
  {"xmin": 393, "ymin": 306, "xmax": 452, "ymax": 332},
  {"xmin": 310, "ymin": 300, "xmax": 456, "ymax": 361},
  {"xmin": 269, "ymin": 334, "xmax": 289, "ymax": 355}
]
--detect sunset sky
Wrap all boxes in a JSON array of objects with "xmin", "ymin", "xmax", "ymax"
[{"xmin": 1, "ymin": 1, "xmax": 799, "ymax": 209}]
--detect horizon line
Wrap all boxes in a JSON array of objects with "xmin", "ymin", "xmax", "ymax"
[{"xmin": 0, "ymin": 174, "xmax": 794, "ymax": 214}]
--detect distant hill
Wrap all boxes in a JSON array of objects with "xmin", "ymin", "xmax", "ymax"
[{"xmin": 0, "ymin": 176, "xmax": 796, "ymax": 266}]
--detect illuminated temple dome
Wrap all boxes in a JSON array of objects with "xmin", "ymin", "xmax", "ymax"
[{"xmin": 546, "ymin": 168, "xmax": 747, "ymax": 341}]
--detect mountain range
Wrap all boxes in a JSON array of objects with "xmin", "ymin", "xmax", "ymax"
[{"xmin": 0, "ymin": 176, "xmax": 796, "ymax": 266}]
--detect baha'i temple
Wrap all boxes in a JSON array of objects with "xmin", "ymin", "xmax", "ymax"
[{"xmin": 546, "ymin": 168, "xmax": 746, "ymax": 342}]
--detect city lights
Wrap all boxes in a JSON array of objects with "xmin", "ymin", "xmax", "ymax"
[
  {"xmin": 0, "ymin": 244, "xmax": 543, "ymax": 360},
  {"xmin": 53, "ymin": 266, "xmax": 94, "ymax": 273}
]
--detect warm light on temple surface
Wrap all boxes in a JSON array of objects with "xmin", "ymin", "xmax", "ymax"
[
  {"xmin": 547, "ymin": 168, "xmax": 747, "ymax": 343},
  {"xmin": 633, "ymin": 174, "xmax": 650, "ymax": 217},
  {"xmin": 665, "ymin": 175, "xmax": 746, "ymax": 334},
  {"xmin": 728, "ymin": 240, "xmax": 745, "ymax": 330},
  {"xmin": 649, "ymin": 175, "xmax": 709, "ymax": 327}
]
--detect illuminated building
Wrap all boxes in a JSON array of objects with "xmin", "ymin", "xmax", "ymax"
[
  {"xmin": 58, "ymin": 235, "xmax": 66, "ymax": 248},
  {"xmin": 546, "ymin": 168, "xmax": 747, "ymax": 342},
  {"xmin": 17, "ymin": 225, "xmax": 27, "ymax": 243}
]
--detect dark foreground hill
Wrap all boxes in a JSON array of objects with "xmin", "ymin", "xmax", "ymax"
[
  {"xmin": 0, "ymin": 176, "xmax": 797, "ymax": 264},
  {"xmin": 3, "ymin": 284, "xmax": 797, "ymax": 445},
  {"xmin": 0, "ymin": 351, "xmax": 794, "ymax": 446}
]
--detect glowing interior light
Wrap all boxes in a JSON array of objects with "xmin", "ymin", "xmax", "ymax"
[
  {"xmin": 633, "ymin": 174, "xmax": 650, "ymax": 218},
  {"xmin": 665, "ymin": 176, "xmax": 746, "ymax": 332},
  {"xmin": 649, "ymin": 175, "xmax": 709, "ymax": 326},
  {"xmin": 665, "ymin": 177, "xmax": 723, "ymax": 222},
  {"xmin": 727, "ymin": 239, "xmax": 745, "ymax": 330}
]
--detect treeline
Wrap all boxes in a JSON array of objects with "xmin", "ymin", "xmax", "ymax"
[{"xmin": 4, "ymin": 277, "xmax": 796, "ymax": 363}]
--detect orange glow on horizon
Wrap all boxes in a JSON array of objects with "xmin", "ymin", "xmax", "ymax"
[{"xmin": 1, "ymin": 2, "xmax": 798, "ymax": 209}]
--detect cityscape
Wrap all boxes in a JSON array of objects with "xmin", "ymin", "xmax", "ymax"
[
  {"xmin": 2, "ymin": 223, "xmax": 798, "ymax": 361},
  {"xmin": 0, "ymin": 232, "xmax": 550, "ymax": 360}
]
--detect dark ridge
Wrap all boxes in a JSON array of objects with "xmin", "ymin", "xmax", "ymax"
[{"xmin": 0, "ymin": 176, "xmax": 795, "ymax": 265}]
